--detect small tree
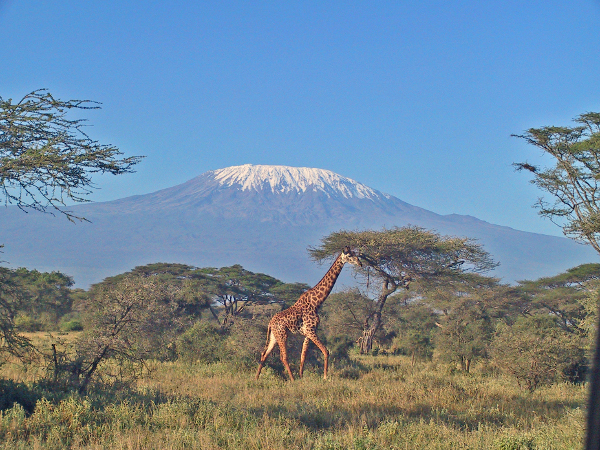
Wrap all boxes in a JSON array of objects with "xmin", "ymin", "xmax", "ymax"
[
  {"xmin": 309, "ymin": 226, "xmax": 497, "ymax": 353},
  {"xmin": 426, "ymin": 274, "xmax": 503, "ymax": 371},
  {"xmin": 13, "ymin": 268, "xmax": 74, "ymax": 327},
  {"xmin": 391, "ymin": 302, "xmax": 437, "ymax": 365},
  {"xmin": 52, "ymin": 276, "xmax": 184, "ymax": 393},
  {"xmin": 516, "ymin": 264, "xmax": 600, "ymax": 334},
  {"xmin": 490, "ymin": 315, "xmax": 584, "ymax": 392},
  {"xmin": 0, "ymin": 89, "xmax": 142, "ymax": 221},
  {"xmin": 95, "ymin": 263, "xmax": 213, "ymax": 317}
]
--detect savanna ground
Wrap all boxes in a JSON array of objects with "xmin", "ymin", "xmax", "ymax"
[{"xmin": 0, "ymin": 333, "xmax": 587, "ymax": 450}]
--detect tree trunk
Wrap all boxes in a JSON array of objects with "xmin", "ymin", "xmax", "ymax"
[
  {"xmin": 359, "ymin": 321, "xmax": 378, "ymax": 354},
  {"xmin": 358, "ymin": 278, "xmax": 397, "ymax": 354}
]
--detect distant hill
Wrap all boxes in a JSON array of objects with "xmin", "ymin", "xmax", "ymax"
[{"xmin": 0, "ymin": 164, "xmax": 596, "ymax": 287}]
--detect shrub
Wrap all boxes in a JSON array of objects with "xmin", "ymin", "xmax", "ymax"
[
  {"xmin": 176, "ymin": 321, "xmax": 227, "ymax": 364},
  {"xmin": 0, "ymin": 379, "xmax": 39, "ymax": 414},
  {"xmin": 489, "ymin": 316, "xmax": 584, "ymax": 391},
  {"xmin": 60, "ymin": 319, "xmax": 83, "ymax": 332},
  {"xmin": 14, "ymin": 314, "xmax": 43, "ymax": 332},
  {"xmin": 494, "ymin": 435, "xmax": 536, "ymax": 450}
]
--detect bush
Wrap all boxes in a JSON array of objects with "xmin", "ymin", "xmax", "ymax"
[
  {"xmin": 14, "ymin": 314, "xmax": 43, "ymax": 332},
  {"xmin": 494, "ymin": 435, "xmax": 536, "ymax": 450},
  {"xmin": 60, "ymin": 319, "xmax": 83, "ymax": 332},
  {"xmin": 0, "ymin": 379, "xmax": 39, "ymax": 414},
  {"xmin": 176, "ymin": 321, "xmax": 227, "ymax": 364}
]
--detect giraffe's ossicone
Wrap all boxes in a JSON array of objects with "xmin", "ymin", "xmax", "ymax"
[{"xmin": 255, "ymin": 247, "xmax": 362, "ymax": 381}]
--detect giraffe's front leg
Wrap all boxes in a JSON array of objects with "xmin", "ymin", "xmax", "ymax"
[
  {"xmin": 299, "ymin": 337, "xmax": 311, "ymax": 378},
  {"xmin": 306, "ymin": 333, "xmax": 329, "ymax": 379}
]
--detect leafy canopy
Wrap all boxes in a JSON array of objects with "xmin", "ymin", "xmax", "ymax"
[
  {"xmin": 309, "ymin": 226, "xmax": 497, "ymax": 289},
  {"xmin": 514, "ymin": 112, "xmax": 600, "ymax": 252}
]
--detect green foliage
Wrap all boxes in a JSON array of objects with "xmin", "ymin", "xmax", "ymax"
[
  {"xmin": 515, "ymin": 263, "xmax": 600, "ymax": 334},
  {"xmin": 198, "ymin": 264, "xmax": 304, "ymax": 326},
  {"xmin": 309, "ymin": 226, "xmax": 498, "ymax": 285},
  {"xmin": 0, "ymin": 89, "xmax": 142, "ymax": 221},
  {"xmin": 59, "ymin": 320, "xmax": 83, "ymax": 332},
  {"xmin": 319, "ymin": 290, "xmax": 375, "ymax": 343},
  {"xmin": 93, "ymin": 263, "xmax": 212, "ymax": 318},
  {"xmin": 14, "ymin": 314, "xmax": 42, "ymax": 332},
  {"xmin": 176, "ymin": 321, "xmax": 227, "ymax": 364},
  {"xmin": 391, "ymin": 302, "xmax": 437, "ymax": 364},
  {"xmin": 581, "ymin": 280, "xmax": 600, "ymax": 353},
  {"xmin": 0, "ymin": 267, "xmax": 33, "ymax": 363}
]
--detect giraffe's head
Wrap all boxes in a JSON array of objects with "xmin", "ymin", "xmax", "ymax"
[{"xmin": 340, "ymin": 246, "xmax": 362, "ymax": 267}]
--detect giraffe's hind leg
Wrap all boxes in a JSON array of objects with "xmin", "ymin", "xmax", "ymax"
[
  {"xmin": 299, "ymin": 337, "xmax": 311, "ymax": 378},
  {"xmin": 276, "ymin": 331, "xmax": 295, "ymax": 381},
  {"xmin": 255, "ymin": 331, "xmax": 277, "ymax": 380}
]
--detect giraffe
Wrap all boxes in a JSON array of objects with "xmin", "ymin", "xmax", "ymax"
[{"xmin": 255, "ymin": 247, "xmax": 362, "ymax": 381}]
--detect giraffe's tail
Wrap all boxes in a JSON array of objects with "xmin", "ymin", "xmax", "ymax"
[{"xmin": 262, "ymin": 324, "xmax": 272, "ymax": 354}]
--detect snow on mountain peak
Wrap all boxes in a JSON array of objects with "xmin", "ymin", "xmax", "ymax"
[{"xmin": 211, "ymin": 164, "xmax": 383, "ymax": 200}]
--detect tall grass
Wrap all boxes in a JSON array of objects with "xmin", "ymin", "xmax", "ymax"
[{"xmin": 0, "ymin": 351, "xmax": 586, "ymax": 449}]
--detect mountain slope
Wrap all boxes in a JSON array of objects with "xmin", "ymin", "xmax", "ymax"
[{"xmin": 0, "ymin": 164, "xmax": 596, "ymax": 287}]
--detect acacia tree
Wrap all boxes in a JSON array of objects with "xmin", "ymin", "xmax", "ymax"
[
  {"xmin": 514, "ymin": 113, "xmax": 600, "ymax": 448},
  {"xmin": 0, "ymin": 89, "xmax": 142, "ymax": 363},
  {"xmin": 198, "ymin": 265, "xmax": 308, "ymax": 327},
  {"xmin": 309, "ymin": 226, "xmax": 497, "ymax": 353},
  {"xmin": 0, "ymin": 89, "xmax": 142, "ymax": 221},
  {"xmin": 93, "ymin": 263, "xmax": 213, "ymax": 317},
  {"xmin": 427, "ymin": 274, "xmax": 501, "ymax": 372},
  {"xmin": 490, "ymin": 315, "xmax": 583, "ymax": 392},
  {"xmin": 516, "ymin": 263, "xmax": 600, "ymax": 334}
]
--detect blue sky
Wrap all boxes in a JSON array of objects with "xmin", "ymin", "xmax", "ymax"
[{"xmin": 1, "ymin": 0, "xmax": 600, "ymax": 237}]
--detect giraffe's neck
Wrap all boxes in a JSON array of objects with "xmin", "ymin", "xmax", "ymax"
[{"xmin": 306, "ymin": 254, "xmax": 345, "ymax": 308}]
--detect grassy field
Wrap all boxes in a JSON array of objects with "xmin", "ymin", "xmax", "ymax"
[{"xmin": 0, "ymin": 335, "xmax": 588, "ymax": 450}]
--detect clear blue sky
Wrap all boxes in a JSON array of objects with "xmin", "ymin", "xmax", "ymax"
[{"xmin": 2, "ymin": 0, "xmax": 600, "ymax": 237}]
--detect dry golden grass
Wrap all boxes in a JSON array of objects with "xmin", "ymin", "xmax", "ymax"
[{"xmin": 0, "ymin": 338, "xmax": 588, "ymax": 449}]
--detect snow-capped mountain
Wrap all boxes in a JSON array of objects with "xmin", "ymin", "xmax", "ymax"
[
  {"xmin": 212, "ymin": 164, "xmax": 384, "ymax": 199},
  {"xmin": 105, "ymin": 164, "xmax": 422, "ymax": 224},
  {"xmin": 0, "ymin": 164, "xmax": 596, "ymax": 287}
]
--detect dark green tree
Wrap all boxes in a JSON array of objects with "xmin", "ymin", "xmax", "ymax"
[
  {"xmin": 309, "ymin": 226, "xmax": 497, "ymax": 353},
  {"xmin": 427, "ymin": 274, "xmax": 501, "ymax": 372},
  {"xmin": 0, "ymin": 89, "xmax": 142, "ymax": 221},
  {"xmin": 392, "ymin": 302, "xmax": 437, "ymax": 366},
  {"xmin": 13, "ymin": 268, "xmax": 74, "ymax": 327},
  {"xmin": 516, "ymin": 264, "xmax": 600, "ymax": 334},
  {"xmin": 198, "ymin": 265, "xmax": 307, "ymax": 327},
  {"xmin": 93, "ymin": 263, "xmax": 213, "ymax": 317}
]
